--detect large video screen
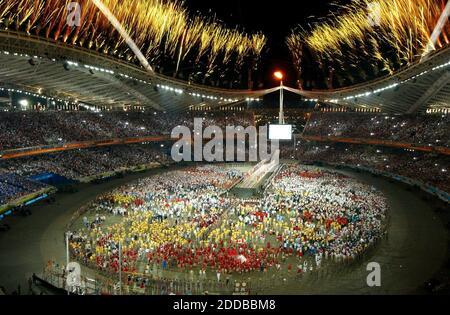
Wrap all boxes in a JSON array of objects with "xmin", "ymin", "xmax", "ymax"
[{"xmin": 268, "ymin": 124, "xmax": 293, "ymax": 140}]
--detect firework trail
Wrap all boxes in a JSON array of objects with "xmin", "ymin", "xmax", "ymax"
[{"xmin": 91, "ymin": 0, "xmax": 153, "ymax": 72}]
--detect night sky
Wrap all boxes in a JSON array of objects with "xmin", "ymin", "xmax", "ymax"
[{"xmin": 184, "ymin": 0, "xmax": 351, "ymax": 88}]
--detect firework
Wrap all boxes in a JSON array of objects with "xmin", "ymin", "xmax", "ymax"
[
  {"xmin": 287, "ymin": 0, "xmax": 450, "ymax": 83},
  {"xmin": 0, "ymin": 0, "xmax": 266, "ymax": 80}
]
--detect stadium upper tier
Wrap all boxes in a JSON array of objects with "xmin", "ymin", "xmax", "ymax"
[{"xmin": 1, "ymin": 31, "xmax": 449, "ymax": 113}]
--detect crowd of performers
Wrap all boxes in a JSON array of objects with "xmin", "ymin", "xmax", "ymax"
[{"xmin": 68, "ymin": 164, "xmax": 388, "ymax": 286}]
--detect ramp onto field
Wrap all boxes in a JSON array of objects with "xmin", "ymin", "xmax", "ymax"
[{"xmin": 230, "ymin": 150, "xmax": 280, "ymax": 198}]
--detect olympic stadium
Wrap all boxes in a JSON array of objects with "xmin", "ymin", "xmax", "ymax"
[{"xmin": 0, "ymin": 0, "xmax": 449, "ymax": 298}]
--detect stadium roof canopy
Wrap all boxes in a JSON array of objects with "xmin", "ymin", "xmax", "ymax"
[
  {"xmin": 0, "ymin": 32, "xmax": 273, "ymax": 113},
  {"xmin": 0, "ymin": 31, "xmax": 449, "ymax": 114},
  {"xmin": 294, "ymin": 47, "xmax": 450, "ymax": 114}
]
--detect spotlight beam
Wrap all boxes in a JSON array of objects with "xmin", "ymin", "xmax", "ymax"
[
  {"xmin": 90, "ymin": 0, "xmax": 154, "ymax": 73},
  {"xmin": 422, "ymin": 0, "xmax": 450, "ymax": 60}
]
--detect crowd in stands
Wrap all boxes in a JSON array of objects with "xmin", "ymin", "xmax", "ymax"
[
  {"xmin": 1, "ymin": 109, "xmax": 447, "ymax": 153},
  {"xmin": 67, "ymin": 164, "xmax": 387, "ymax": 289},
  {"xmin": 0, "ymin": 111, "xmax": 254, "ymax": 151},
  {"xmin": 0, "ymin": 173, "xmax": 48, "ymax": 205},
  {"xmin": 304, "ymin": 113, "xmax": 450, "ymax": 147},
  {"xmin": 0, "ymin": 144, "xmax": 170, "ymax": 181},
  {"xmin": 284, "ymin": 142, "xmax": 450, "ymax": 193}
]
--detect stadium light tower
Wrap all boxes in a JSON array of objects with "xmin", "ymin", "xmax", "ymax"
[{"xmin": 274, "ymin": 71, "xmax": 285, "ymax": 124}]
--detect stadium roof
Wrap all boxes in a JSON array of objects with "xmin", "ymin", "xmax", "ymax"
[
  {"xmin": 0, "ymin": 31, "xmax": 449, "ymax": 114},
  {"xmin": 294, "ymin": 47, "xmax": 450, "ymax": 114},
  {"xmin": 0, "ymin": 32, "xmax": 273, "ymax": 113}
]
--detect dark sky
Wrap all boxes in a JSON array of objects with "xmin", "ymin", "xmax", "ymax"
[{"xmin": 184, "ymin": 0, "xmax": 351, "ymax": 87}]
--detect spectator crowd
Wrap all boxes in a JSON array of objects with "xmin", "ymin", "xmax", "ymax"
[
  {"xmin": 304, "ymin": 113, "xmax": 450, "ymax": 147},
  {"xmin": 0, "ymin": 173, "xmax": 49, "ymax": 205},
  {"xmin": 285, "ymin": 142, "xmax": 450, "ymax": 193},
  {"xmin": 0, "ymin": 111, "xmax": 254, "ymax": 151},
  {"xmin": 0, "ymin": 144, "xmax": 170, "ymax": 181}
]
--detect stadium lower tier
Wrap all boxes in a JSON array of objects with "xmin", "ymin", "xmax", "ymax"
[
  {"xmin": 0, "ymin": 173, "xmax": 49, "ymax": 206},
  {"xmin": 0, "ymin": 143, "xmax": 170, "ymax": 180},
  {"xmin": 283, "ymin": 142, "xmax": 450, "ymax": 195},
  {"xmin": 0, "ymin": 144, "xmax": 171, "ymax": 210}
]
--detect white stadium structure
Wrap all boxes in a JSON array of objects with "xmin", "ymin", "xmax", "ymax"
[{"xmin": 0, "ymin": 31, "xmax": 449, "ymax": 114}]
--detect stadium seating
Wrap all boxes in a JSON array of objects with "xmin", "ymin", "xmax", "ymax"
[
  {"xmin": 283, "ymin": 142, "xmax": 450, "ymax": 194},
  {"xmin": 304, "ymin": 113, "xmax": 450, "ymax": 147},
  {"xmin": 0, "ymin": 144, "xmax": 171, "ymax": 181},
  {"xmin": 0, "ymin": 111, "xmax": 254, "ymax": 151},
  {"xmin": 0, "ymin": 173, "xmax": 49, "ymax": 205}
]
